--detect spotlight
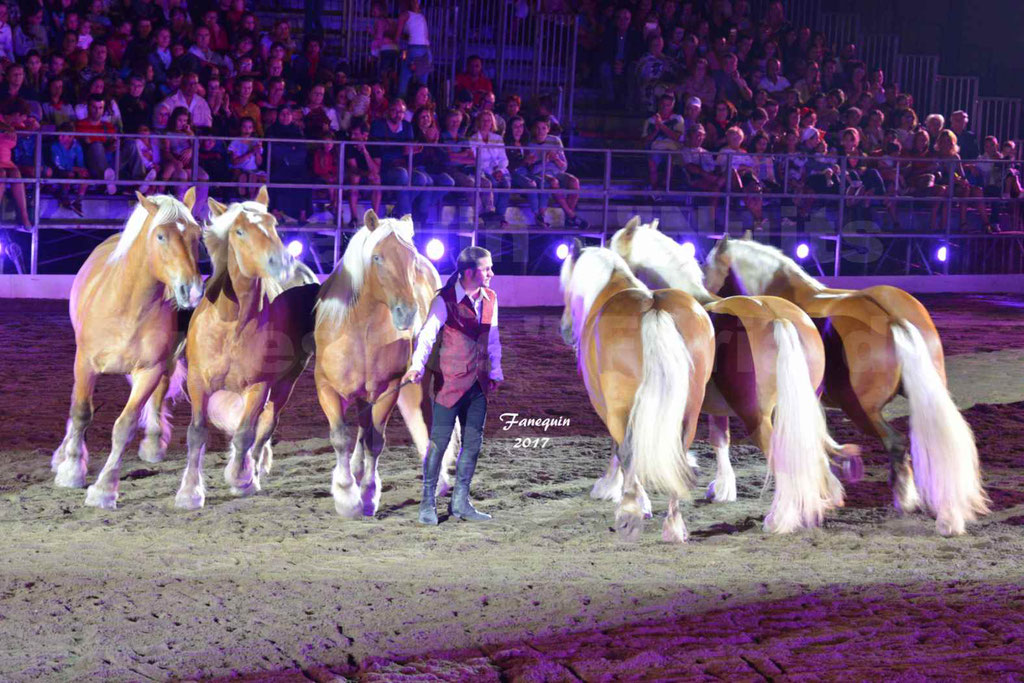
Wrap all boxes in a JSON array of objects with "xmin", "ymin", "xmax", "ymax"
[
  {"xmin": 286, "ymin": 240, "xmax": 304, "ymax": 258},
  {"xmin": 680, "ymin": 241, "xmax": 696, "ymax": 259},
  {"xmin": 555, "ymin": 242, "xmax": 570, "ymax": 260},
  {"xmin": 936, "ymin": 245, "xmax": 948, "ymax": 263},
  {"xmin": 425, "ymin": 238, "xmax": 445, "ymax": 261},
  {"xmin": 795, "ymin": 243, "xmax": 810, "ymax": 260}
]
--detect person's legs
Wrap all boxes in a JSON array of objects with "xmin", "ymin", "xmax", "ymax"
[
  {"xmin": 450, "ymin": 382, "xmax": 490, "ymax": 520},
  {"xmin": 411, "ymin": 168, "xmax": 432, "ymax": 224},
  {"xmin": 6, "ymin": 167, "xmax": 30, "ymax": 225},
  {"xmin": 420, "ymin": 398, "xmax": 459, "ymax": 525},
  {"xmin": 346, "ymin": 172, "xmax": 362, "ymax": 225},
  {"xmin": 493, "ymin": 172, "xmax": 511, "ymax": 219},
  {"xmin": 382, "ymin": 165, "xmax": 412, "ymax": 216}
]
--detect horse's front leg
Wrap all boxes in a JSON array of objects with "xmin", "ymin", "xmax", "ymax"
[
  {"xmin": 138, "ymin": 370, "xmax": 171, "ymax": 463},
  {"xmin": 53, "ymin": 354, "xmax": 97, "ymax": 489},
  {"xmin": 85, "ymin": 365, "xmax": 165, "ymax": 509},
  {"xmin": 706, "ymin": 414, "xmax": 737, "ymax": 502},
  {"xmin": 175, "ymin": 386, "xmax": 210, "ymax": 510},
  {"xmin": 252, "ymin": 379, "xmax": 296, "ymax": 480},
  {"xmin": 318, "ymin": 383, "xmax": 359, "ymax": 518},
  {"xmin": 223, "ymin": 383, "xmax": 270, "ymax": 496},
  {"xmin": 356, "ymin": 395, "xmax": 395, "ymax": 517}
]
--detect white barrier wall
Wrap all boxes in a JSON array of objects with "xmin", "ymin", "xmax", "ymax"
[{"xmin": 5, "ymin": 274, "xmax": 1024, "ymax": 304}]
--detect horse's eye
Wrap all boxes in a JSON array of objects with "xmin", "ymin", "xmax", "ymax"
[
  {"xmin": 235, "ymin": 228, "xmax": 244, "ymax": 237},
  {"xmin": 373, "ymin": 255, "xmax": 383, "ymax": 264},
  {"xmin": 156, "ymin": 232, "xmax": 166, "ymax": 242}
]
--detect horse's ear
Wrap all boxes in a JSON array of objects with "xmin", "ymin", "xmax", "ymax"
[
  {"xmin": 400, "ymin": 213, "xmax": 413, "ymax": 223},
  {"xmin": 571, "ymin": 237, "xmax": 585, "ymax": 260},
  {"xmin": 208, "ymin": 197, "xmax": 228, "ymax": 218},
  {"xmin": 650, "ymin": 218, "xmax": 660, "ymax": 231},
  {"xmin": 181, "ymin": 186, "xmax": 197, "ymax": 211},
  {"xmin": 623, "ymin": 215, "xmax": 641, "ymax": 232},
  {"xmin": 742, "ymin": 229, "xmax": 753, "ymax": 241},
  {"xmin": 254, "ymin": 185, "xmax": 270, "ymax": 207},
  {"xmin": 135, "ymin": 191, "xmax": 157, "ymax": 214},
  {"xmin": 716, "ymin": 234, "xmax": 730, "ymax": 251},
  {"xmin": 363, "ymin": 209, "xmax": 379, "ymax": 231}
]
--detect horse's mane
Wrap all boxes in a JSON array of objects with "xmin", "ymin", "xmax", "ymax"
[
  {"xmin": 611, "ymin": 219, "xmax": 712, "ymax": 303},
  {"xmin": 717, "ymin": 238, "xmax": 826, "ymax": 294},
  {"xmin": 315, "ymin": 217, "xmax": 417, "ymax": 329},
  {"xmin": 107, "ymin": 194, "xmax": 195, "ymax": 263},
  {"xmin": 203, "ymin": 201, "xmax": 288, "ymax": 307},
  {"xmin": 560, "ymin": 246, "xmax": 646, "ymax": 353}
]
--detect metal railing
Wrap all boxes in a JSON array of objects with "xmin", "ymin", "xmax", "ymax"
[
  {"xmin": 4, "ymin": 130, "xmax": 1023, "ymax": 278},
  {"xmin": 933, "ymin": 75, "xmax": 979, "ymax": 121}
]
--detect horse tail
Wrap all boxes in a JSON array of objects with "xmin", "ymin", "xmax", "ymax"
[
  {"xmin": 208, "ymin": 390, "xmax": 245, "ymax": 435},
  {"xmin": 890, "ymin": 321, "xmax": 990, "ymax": 535},
  {"xmin": 763, "ymin": 319, "xmax": 844, "ymax": 534},
  {"xmin": 137, "ymin": 356, "xmax": 188, "ymax": 433},
  {"xmin": 623, "ymin": 307, "xmax": 696, "ymax": 500}
]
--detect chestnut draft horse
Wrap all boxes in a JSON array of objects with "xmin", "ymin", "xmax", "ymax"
[
  {"xmin": 610, "ymin": 217, "xmax": 849, "ymax": 533},
  {"xmin": 175, "ymin": 189, "xmax": 320, "ymax": 509},
  {"xmin": 559, "ymin": 242, "xmax": 715, "ymax": 543},
  {"xmin": 51, "ymin": 189, "xmax": 203, "ymax": 506},
  {"xmin": 704, "ymin": 236, "xmax": 989, "ymax": 536},
  {"xmin": 314, "ymin": 210, "xmax": 458, "ymax": 519}
]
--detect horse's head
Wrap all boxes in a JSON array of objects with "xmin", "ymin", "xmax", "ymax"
[
  {"xmin": 703, "ymin": 234, "xmax": 734, "ymax": 295},
  {"xmin": 558, "ymin": 237, "xmax": 586, "ymax": 346},
  {"xmin": 363, "ymin": 210, "xmax": 419, "ymax": 331},
  {"xmin": 136, "ymin": 188, "xmax": 204, "ymax": 309},
  {"xmin": 207, "ymin": 187, "xmax": 295, "ymax": 284}
]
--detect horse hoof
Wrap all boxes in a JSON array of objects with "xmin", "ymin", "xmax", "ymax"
[
  {"xmin": 138, "ymin": 444, "xmax": 166, "ymax": 464},
  {"xmin": 54, "ymin": 459, "xmax": 87, "ymax": 489},
  {"xmin": 841, "ymin": 455, "xmax": 865, "ymax": 483},
  {"xmin": 936, "ymin": 513, "xmax": 966, "ymax": 537},
  {"xmin": 174, "ymin": 488, "xmax": 205, "ymax": 510},
  {"xmin": 706, "ymin": 479, "xmax": 737, "ymax": 503},
  {"xmin": 614, "ymin": 511, "xmax": 645, "ymax": 542},
  {"xmin": 229, "ymin": 479, "xmax": 260, "ymax": 497},
  {"xmin": 661, "ymin": 516, "xmax": 689, "ymax": 544},
  {"xmin": 84, "ymin": 485, "xmax": 117, "ymax": 510}
]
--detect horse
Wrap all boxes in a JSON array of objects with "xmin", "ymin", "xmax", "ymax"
[
  {"xmin": 609, "ymin": 217, "xmax": 850, "ymax": 533},
  {"xmin": 559, "ymin": 241, "xmax": 716, "ymax": 542},
  {"xmin": 50, "ymin": 189, "xmax": 203, "ymax": 506},
  {"xmin": 313, "ymin": 210, "xmax": 458, "ymax": 519},
  {"xmin": 703, "ymin": 235, "xmax": 990, "ymax": 536},
  {"xmin": 174, "ymin": 188, "xmax": 320, "ymax": 510}
]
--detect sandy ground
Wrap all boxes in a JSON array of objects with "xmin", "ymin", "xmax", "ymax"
[{"xmin": 2, "ymin": 295, "xmax": 1024, "ymax": 681}]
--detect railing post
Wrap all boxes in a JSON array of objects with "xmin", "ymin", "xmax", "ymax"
[
  {"xmin": 335, "ymin": 140, "xmax": 345, "ymax": 264},
  {"xmin": 602, "ymin": 149, "xmax": 611, "ymax": 243},
  {"xmin": 31, "ymin": 130, "xmax": 42, "ymax": 274},
  {"xmin": 723, "ymin": 153, "xmax": 733, "ymax": 234},
  {"xmin": 944, "ymin": 157, "xmax": 954, "ymax": 275},
  {"xmin": 835, "ymin": 155, "xmax": 847, "ymax": 276},
  {"xmin": 566, "ymin": 15, "xmax": 579, "ymax": 132},
  {"xmin": 191, "ymin": 134, "xmax": 200, "ymax": 200}
]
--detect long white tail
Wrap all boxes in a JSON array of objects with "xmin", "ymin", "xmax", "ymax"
[
  {"xmin": 137, "ymin": 358, "xmax": 187, "ymax": 432},
  {"xmin": 624, "ymin": 309, "xmax": 696, "ymax": 499},
  {"xmin": 891, "ymin": 322, "xmax": 989, "ymax": 536},
  {"xmin": 764, "ymin": 320, "xmax": 844, "ymax": 534}
]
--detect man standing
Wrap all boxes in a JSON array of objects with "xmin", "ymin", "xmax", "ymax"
[{"xmin": 403, "ymin": 246, "xmax": 503, "ymax": 525}]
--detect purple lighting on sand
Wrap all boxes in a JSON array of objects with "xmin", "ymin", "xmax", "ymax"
[
  {"xmin": 287, "ymin": 240, "xmax": 304, "ymax": 258},
  {"xmin": 556, "ymin": 243, "xmax": 570, "ymax": 260},
  {"xmin": 795, "ymin": 243, "xmax": 810, "ymax": 260},
  {"xmin": 426, "ymin": 238, "xmax": 445, "ymax": 261},
  {"xmin": 936, "ymin": 245, "xmax": 948, "ymax": 263}
]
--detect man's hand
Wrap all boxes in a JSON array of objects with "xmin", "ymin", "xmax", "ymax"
[
  {"xmin": 488, "ymin": 379, "xmax": 502, "ymax": 393},
  {"xmin": 402, "ymin": 368, "xmax": 423, "ymax": 385}
]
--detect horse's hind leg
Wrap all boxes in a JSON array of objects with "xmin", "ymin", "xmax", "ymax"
[
  {"xmin": 591, "ymin": 443, "xmax": 624, "ymax": 503},
  {"xmin": 223, "ymin": 383, "xmax": 270, "ymax": 496},
  {"xmin": 253, "ymin": 379, "xmax": 300, "ymax": 479},
  {"xmin": 661, "ymin": 494, "xmax": 689, "ymax": 544},
  {"xmin": 53, "ymin": 356, "xmax": 97, "ymax": 488},
  {"xmin": 138, "ymin": 373, "xmax": 170, "ymax": 463},
  {"xmin": 706, "ymin": 415, "xmax": 737, "ymax": 502},
  {"xmin": 176, "ymin": 388, "xmax": 210, "ymax": 510},
  {"xmin": 85, "ymin": 365, "xmax": 164, "ymax": 509},
  {"xmin": 869, "ymin": 412, "xmax": 919, "ymax": 514}
]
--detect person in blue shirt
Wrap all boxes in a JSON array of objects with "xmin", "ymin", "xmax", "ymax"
[
  {"xmin": 369, "ymin": 97, "xmax": 429, "ymax": 223},
  {"xmin": 48, "ymin": 122, "xmax": 88, "ymax": 215}
]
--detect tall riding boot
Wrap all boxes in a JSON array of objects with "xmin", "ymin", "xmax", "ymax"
[
  {"xmin": 419, "ymin": 443, "xmax": 444, "ymax": 525},
  {"xmin": 449, "ymin": 447, "xmax": 491, "ymax": 521}
]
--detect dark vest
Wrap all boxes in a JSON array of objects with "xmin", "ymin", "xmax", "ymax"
[{"xmin": 433, "ymin": 284, "xmax": 496, "ymax": 408}]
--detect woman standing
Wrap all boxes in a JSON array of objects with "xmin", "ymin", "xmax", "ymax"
[{"xmin": 396, "ymin": 0, "xmax": 431, "ymax": 98}]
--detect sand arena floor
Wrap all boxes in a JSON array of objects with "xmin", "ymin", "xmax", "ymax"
[{"xmin": 2, "ymin": 295, "xmax": 1024, "ymax": 681}]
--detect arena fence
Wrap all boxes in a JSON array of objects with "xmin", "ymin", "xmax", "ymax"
[{"xmin": 2, "ymin": 131, "xmax": 1022, "ymax": 279}]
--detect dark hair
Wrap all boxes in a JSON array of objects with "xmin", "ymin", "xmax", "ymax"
[
  {"xmin": 56, "ymin": 121, "xmax": 75, "ymax": 133},
  {"xmin": 447, "ymin": 246, "xmax": 492, "ymax": 287}
]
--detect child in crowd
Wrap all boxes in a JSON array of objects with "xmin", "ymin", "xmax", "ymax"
[{"xmin": 228, "ymin": 116, "xmax": 266, "ymax": 198}]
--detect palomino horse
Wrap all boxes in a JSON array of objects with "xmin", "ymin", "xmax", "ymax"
[
  {"xmin": 704, "ymin": 236, "xmax": 989, "ymax": 536},
  {"xmin": 175, "ymin": 188, "xmax": 320, "ymax": 509},
  {"xmin": 314, "ymin": 210, "xmax": 457, "ymax": 519},
  {"xmin": 609, "ymin": 217, "xmax": 849, "ymax": 533},
  {"xmin": 51, "ymin": 189, "xmax": 203, "ymax": 507},
  {"xmin": 559, "ymin": 241, "xmax": 715, "ymax": 542}
]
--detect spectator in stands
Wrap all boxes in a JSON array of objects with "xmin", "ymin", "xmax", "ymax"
[
  {"xmin": 505, "ymin": 114, "xmax": 549, "ymax": 227},
  {"xmin": 232, "ymin": 77, "xmax": 263, "ymax": 136},
  {"xmin": 264, "ymin": 105, "xmax": 312, "ymax": 222},
  {"xmin": 714, "ymin": 53, "xmax": 752, "ymax": 106},
  {"xmin": 304, "ymin": 82, "xmax": 340, "ymax": 133},
  {"xmin": 455, "ymin": 55, "xmax": 493, "ymax": 107},
  {"xmin": 479, "ymin": 91, "xmax": 504, "ymax": 136},
  {"xmin": 860, "ymin": 109, "xmax": 885, "ymax": 154},
  {"xmin": 741, "ymin": 107, "xmax": 769, "ymax": 144},
  {"xmin": 369, "ymin": 0, "xmax": 399, "ymax": 94},
  {"xmin": 119, "ymin": 75, "xmax": 152, "ymax": 133},
  {"xmin": 642, "ymin": 93, "xmax": 685, "ymax": 190},
  {"xmin": 78, "ymin": 43, "xmax": 112, "ymax": 98},
  {"xmin": 14, "ymin": 4, "xmax": 48, "ymax": 58},
  {"xmin": 41, "ymin": 77, "xmax": 74, "ymax": 126},
  {"xmin": 0, "ymin": 62, "xmax": 25, "ymax": 109},
  {"xmin": 948, "ymin": 110, "xmax": 979, "ymax": 160},
  {"xmin": 838, "ymin": 127, "xmax": 891, "ymax": 220},
  {"xmin": 794, "ymin": 61, "xmax": 821, "ymax": 104},
  {"xmin": 0, "ymin": 112, "xmax": 32, "ymax": 227},
  {"xmin": 261, "ymin": 20, "xmax": 294, "ymax": 63},
  {"xmin": 717, "ymin": 126, "xmax": 766, "ymax": 230},
  {"xmin": 598, "ymin": 7, "xmax": 643, "ymax": 104},
  {"xmin": 705, "ymin": 99, "xmax": 737, "ymax": 150},
  {"xmin": 396, "ymin": 0, "xmax": 432, "ymax": 99},
  {"xmin": 344, "ymin": 119, "xmax": 382, "ymax": 226},
  {"xmin": 529, "ymin": 115, "xmax": 587, "ymax": 229},
  {"xmin": 75, "ymin": 77, "xmax": 121, "ymax": 130},
  {"xmin": 310, "ymin": 135, "xmax": 339, "ymax": 219},
  {"xmin": 901, "ymin": 129, "xmax": 939, "ymax": 199},
  {"xmin": 371, "ymin": 97, "xmax": 425, "ymax": 221},
  {"xmin": 228, "ymin": 116, "xmax": 267, "ymax": 199},
  {"xmin": 74, "ymin": 94, "xmax": 117, "ymax": 194},
  {"xmin": 454, "ymin": 88, "xmax": 474, "ymax": 137},
  {"xmin": 633, "ymin": 34, "xmax": 681, "ymax": 114},
  {"xmin": 403, "ymin": 84, "xmax": 434, "ymax": 123},
  {"xmin": 105, "ymin": 20, "xmax": 132, "ymax": 69},
  {"xmin": 206, "ymin": 76, "xmax": 234, "ymax": 135},
  {"xmin": 21, "ymin": 51, "xmax": 43, "ymax": 102},
  {"xmin": 894, "ymin": 108, "xmax": 917, "ymax": 150},
  {"xmin": 680, "ymin": 124, "xmax": 725, "ymax": 196},
  {"xmin": 161, "ymin": 72, "xmax": 212, "ymax": 129},
  {"xmin": 439, "ymin": 108, "xmax": 480, "ymax": 191},
  {"xmin": 469, "ymin": 109, "xmax": 510, "ymax": 227},
  {"xmin": 148, "ymin": 27, "xmax": 172, "ymax": 84},
  {"xmin": 201, "ymin": 9, "xmax": 229, "ymax": 53},
  {"xmin": 410, "ymin": 105, "xmax": 454, "ymax": 216},
  {"xmin": 924, "ymin": 114, "xmax": 944, "ymax": 150},
  {"xmin": 933, "ymin": 128, "xmax": 990, "ymax": 232},
  {"xmin": 189, "ymin": 25, "xmax": 232, "ymax": 75},
  {"xmin": 758, "ymin": 57, "xmax": 790, "ymax": 94},
  {"xmin": 133, "ymin": 124, "xmax": 163, "ymax": 194},
  {"xmin": 48, "ymin": 121, "xmax": 87, "ymax": 214},
  {"xmin": 0, "ymin": 3, "xmax": 13, "ymax": 62}
]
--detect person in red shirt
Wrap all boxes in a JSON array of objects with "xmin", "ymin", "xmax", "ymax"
[
  {"xmin": 454, "ymin": 55, "xmax": 493, "ymax": 107},
  {"xmin": 74, "ymin": 94, "xmax": 117, "ymax": 193}
]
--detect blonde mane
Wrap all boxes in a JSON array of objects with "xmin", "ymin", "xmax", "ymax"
[
  {"xmin": 611, "ymin": 219, "xmax": 712, "ymax": 303},
  {"xmin": 107, "ymin": 194, "xmax": 196, "ymax": 263},
  {"xmin": 712, "ymin": 238, "xmax": 826, "ymax": 295},
  {"xmin": 560, "ymin": 246, "xmax": 646, "ymax": 354},
  {"xmin": 315, "ymin": 217, "xmax": 418, "ymax": 328}
]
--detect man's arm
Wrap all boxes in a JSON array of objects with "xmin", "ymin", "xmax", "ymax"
[
  {"xmin": 487, "ymin": 301, "xmax": 503, "ymax": 382},
  {"xmin": 404, "ymin": 294, "xmax": 447, "ymax": 382}
]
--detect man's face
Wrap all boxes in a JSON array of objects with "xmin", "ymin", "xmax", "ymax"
[
  {"xmin": 196, "ymin": 28, "xmax": 210, "ymax": 48},
  {"xmin": 91, "ymin": 45, "xmax": 107, "ymax": 66},
  {"xmin": 184, "ymin": 76, "xmax": 199, "ymax": 95},
  {"xmin": 310, "ymin": 86, "xmax": 324, "ymax": 105},
  {"xmin": 469, "ymin": 58, "xmax": 482, "ymax": 76},
  {"xmin": 388, "ymin": 103, "xmax": 405, "ymax": 123},
  {"xmin": 952, "ymin": 113, "xmax": 967, "ymax": 131},
  {"xmin": 533, "ymin": 121, "xmax": 549, "ymax": 140},
  {"xmin": 658, "ymin": 98, "xmax": 674, "ymax": 116},
  {"xmin": 615, "ymin": 9, "xmax": 630, "ymax": 31},
  {"xmin": 465, "ymin": 257, "xmax": 494, "ymax": 289},
  {"xmin": 130, "ymin": 78, "xmax": 144, "ymax": 96},
  {"xmin": 241, "ymin": 119, "xmax": 254, "ymax": 136},
  {"xmin": 271, "ymin": 81, "xmax": 284, "ymax": 98},
  {"xmin": 88, "ymin": 100, "xmax": 104, "ymax": 119}
]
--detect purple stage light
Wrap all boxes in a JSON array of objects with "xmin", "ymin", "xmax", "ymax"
[
  {"xmin": 936, "ymin": 245, "xmax": 948, "ymax": 263},
  {"xmin": 425, "ymin": 238, "xmax": 445, "ymax": 261},
  {"xmin": 795, "ymin": 243, "xmax": 810, "ymax": 260},
  {"xmin": 555, "ymin": 242, "xmax": 570, "ymax": 260},
  {"xmin": 286, "ymin": 240, "xmax": 304, "ymax": 258}
]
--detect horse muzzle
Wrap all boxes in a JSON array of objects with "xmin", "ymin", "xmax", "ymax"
[
  {"xmin": 175, "ymin": 279, "xmax": 204, "ymax": 309},
  {"xmin": 391, "ymin": 303, "xmax": 416, "ymax": 331},
  {"xmin": 266, "ymin": 251, "xmax": 296, "ymax": 283}
]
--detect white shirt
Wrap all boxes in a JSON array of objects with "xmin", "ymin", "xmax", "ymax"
[
  {"xmin": 409, "ymin": 280, "xmax": 503, "ymax": 381},
  {"xmin": 0, "ymin": 23, "xmax": 14, "ymax": 62},
  {"xmin": 161, "ymin": 91, "xmax": 213, "ymax": 128},
  {"xmin": 469, "ymin": 131, "xmax": 509, "ymax": 176}
]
